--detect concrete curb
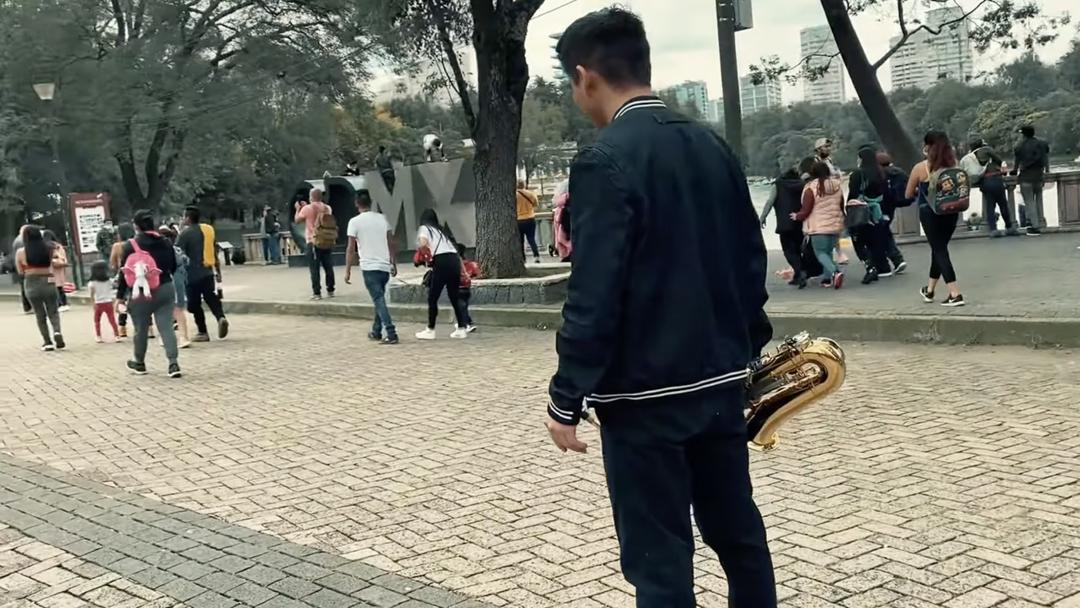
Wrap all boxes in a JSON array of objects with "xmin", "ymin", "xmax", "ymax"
[{"xmin": 4, "ymin": 292, "xmax": 1077, "ymax": 348}]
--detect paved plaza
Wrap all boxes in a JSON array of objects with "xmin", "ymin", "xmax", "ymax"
[{"xmin": 1, "ymin": 310, "xmax": 1080, "ymax": 607}]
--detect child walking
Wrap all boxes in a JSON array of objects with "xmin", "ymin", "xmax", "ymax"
[
  {"xmin": 160, "ymin": 227, "xmax": 191, "ymax": 348},
  {"xmin": 456, "ymin": 244, "xmax": 480, "ymax": 333},
  {"xmin": 88, "ymin": 260, "xmax": 119, "ymax": 342}
]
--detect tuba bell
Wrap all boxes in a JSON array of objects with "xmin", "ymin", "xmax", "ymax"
[{"xmin": 745, "ymin": 332, "xmax": 846, "ymax": 451}]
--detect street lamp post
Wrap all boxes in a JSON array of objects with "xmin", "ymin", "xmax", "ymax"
[{"xmin": 33, "ymin": 81, "xmax": 82, "ymax": 287}]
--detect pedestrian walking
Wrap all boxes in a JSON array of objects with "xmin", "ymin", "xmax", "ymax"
[
  {"xmin": 261, "ymin": 206, "xmax": 282, "ymax": 264},
  {"xmin": 760, "ymin": 165, "xmax": 810, "ymax": 288},
  {"xmin": 794, "ymin": 162, "xmax": 846, "ymax": 289},
  {"xmin": 294, "ymin": 188, "xmax": 337, "ymax": 299},
  {"xmin": 548, "ymin": 9, "xmax": 777, "ymax": 607},
  {"xmin": 43, "ymin": 231, "xmax": 71, "ymax": 311},
  {"xmin": 413, "ymin": 209, "xmax": 468, "ymax": 340},
  {"xmin": 110, "ymin": 223, "xmax": 136, "ymax": 339},
  {"xmin": 456, "ymin": 243, "xmax": 480, "ymax": 332},
  {"xmin": 1012, "ymin": 125, "xmax": 1050, "ymax": 236},
  {"xmin": 907, "ymin": 130, "xmax": 967, "ymax": 307},
  {"xmin": 159, "ymin": 226, "xmax": 192, "ymax": 348},
  {"xmin": 120, "ymin": 210, "xmax": 181, "ymax": 377},
  {"xmin": 344, "ymin": 193, "xmax": 399, "ymax": 345},
  {"xmin": 847, "ymin": 146, "xmax": 892, "ymax": 284},
  {"xmin": 962, "ymin": 138, "xmax": 1018, "ymax": 237},
  {"xmin": 177, "ymin": 206, "xmax": 230, "ymax": 341},
  {"xmin": 88, "ymin": 260, "xmax": 119, "ymax": 343},
  {"xmin": 16, "ymin": 225, "xmax": 66, "ymax": 351},
  {"xmin": 876, "ymin": 152, "xmax": 908, "ymax": 273},
  {"xmin": 516, "ymin": 180, "xmax": 541, "ymax": 263}
]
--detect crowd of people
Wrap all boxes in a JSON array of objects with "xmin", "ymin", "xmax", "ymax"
[
  {"xmin": 759, "ymin": 124, "xmax": 1054, "ymax": 307},
  {"xmin": 12, "ymin": 206, "xmax": 230, "ymax": 377}
]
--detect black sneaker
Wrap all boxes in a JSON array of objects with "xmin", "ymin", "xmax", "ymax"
[
  {"xmin": 327, "ymin": 290, "xmax": 336, "ymax": 298},
  {"xmin": 1026, "ymin": 227, "xmax": 1042, "ymax": 236},
  {"xmin": 168, "ymin": 363, "xmax": 182, "ymax": 378},
  {"xmin": 942, "ymin": 294, "xmax": 966, "ymax": 307},
  {"xmin": 861, "ymin": 269, "xmax": 879, "ymax": 285},
  {"xmin": 820, "ymin": 278, "xmax": 832, "ymax": 288},
  {"xmin": 217, "ymin": 318, "xmax": 230, "ymax": 340},
  {"xmin": 380, "ymin": 336, "xmax": 400, "ymax": 345},
  {"xmin": 192, "ymin": 333, "xmax": 210, "ymax": 343},
  {"xmin": 368, "ymin": 332, "xmax": 382, "ymax": 342},
  {"xmin": 920, "ymin": 286, "xmax": 935, "ymax": 303},
  {"xmin": 310, "ymin": 294, "xmax": 322, "ymax": 301},
  {"xmin": 127, "ymin": 360, "xmax": 148, "ymax": 375},
  {"xmin": 893, "ymin": 260, "xmax": 907, "ymax": 275},
  {"xmin": 53, "ymin": 333, "xmax": 66, "ymax": 350},
  {"xmin": 41, "ymin": 343, "xmax": 56, "ymax": 352}
]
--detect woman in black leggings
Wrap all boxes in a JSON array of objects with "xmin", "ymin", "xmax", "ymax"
[
  {"xmin": 906, "ymin": 130, "xmax": 965, "ymax": 307},
  {"xmin": 414, "ymin": 209, "xmax": 469, "ymax": 340}
]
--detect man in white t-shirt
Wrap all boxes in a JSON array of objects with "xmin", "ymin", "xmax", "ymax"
[
  {"xmin": 423, "ymin": 133, "xmax": 446, "ymax": 162},
  {"xmin": 344, "ymin": 194, "xmax": 398, "ymax": 344}
]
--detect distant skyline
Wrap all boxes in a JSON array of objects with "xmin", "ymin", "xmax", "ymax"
[{"xmin": 522, "ymin": 0, "xmax": 1077, "ymax": 103}]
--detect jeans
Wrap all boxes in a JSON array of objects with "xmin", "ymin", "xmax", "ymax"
[
  {"xmin": 267, "ymin": 234, "xmax": 282, "ymax": 263},
  {"xmin": 810, "ymin": 234, "xmax": 839, "ymax": 277},
  {"xmin": 308, "ymin": 244, "xmax": 335, "ymax": 296},
  {"xmin": 56, "ymin": 286, "xmax": 68, "ymax": 307},
  {"xmin": 1019, "ymin": 182, "xmax": 1045, "ymax": 229},
  {"xmin": 129, "ymin": 282, "xmax": 178, "ymax": 366},
  {"xmin": 597, "ymin": 387, "xmax": 776, "ymax": 608},
  {"xmin": 459, "ymin": 288, "xmax": 473, "ymax": 326},
  {"xmin": 186, "ymin": 274, "xmax": 225, "ymax": 335},
  {"xmin": 362, "ymin": 270, "xmax": 396, "ymax": 339},
  {"xmin": 980, "ymin": 176, "xmax": 1015, "ymax": 231},
  {"xmin": 518, "ymin": 218, "xmax": 539, "ymax": 260},
  {"xmin": 920, "ymin": 206, "xmax": 958, "ymax": 283},
  {"xmin": 427, "ymin": 253, "xmax": 468, "ymax": 329},
  {"xmin": 25, "ymin": 275, "xmax": 61, "ymax": 344}
]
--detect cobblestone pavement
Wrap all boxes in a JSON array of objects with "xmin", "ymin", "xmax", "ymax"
[{"xmin": 2, "ymin": 310, "xmax": 1080, "ymax": 607}]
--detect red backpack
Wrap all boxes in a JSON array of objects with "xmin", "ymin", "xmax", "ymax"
[{"xmin": 121, "ymin": 239, "xmax": 162, "ymax": 299}]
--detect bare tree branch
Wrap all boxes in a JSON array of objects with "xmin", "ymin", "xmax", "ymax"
[
  {"xmin": 109, "ymin": 0, "xmax": 127, "ymax": 46},
  {"xmin": 871, "ymin": 0, "xmax": 992, "ymax": 71},
  {"xmin": 425, "ymin": 0, "xmax": 477, "ymax": 132}
]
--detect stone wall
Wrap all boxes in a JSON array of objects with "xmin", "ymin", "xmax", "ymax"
[{"xmin": 390, "ymin": 271, "xmax": 570, "ymax": 306}]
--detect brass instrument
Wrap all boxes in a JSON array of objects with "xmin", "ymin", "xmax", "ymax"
[{"xmin": 745, "ymin": 332, "xmax": 846, "ymax": 451}]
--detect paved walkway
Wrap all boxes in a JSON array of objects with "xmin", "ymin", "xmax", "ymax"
[
  {"xmin": 7, "ymin": 232, "xmax": 1075, "ymax": 321},
  {"xmin": 1, "ymin": 311, "xmax": 1079, "ymax": 606}
]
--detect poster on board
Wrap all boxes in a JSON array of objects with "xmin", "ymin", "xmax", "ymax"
[{"xmin": 69, "ymin": 193, "xmax": 112, "ymax": 255}]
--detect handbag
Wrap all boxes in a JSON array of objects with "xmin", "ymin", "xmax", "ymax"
[{"xmin": 844, "ymin": 201, "xmax": 872, "ymax": 229}]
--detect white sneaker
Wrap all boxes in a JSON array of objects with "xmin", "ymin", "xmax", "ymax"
[
  {"xmin": 415, "ymin": 328, "xmax": 437, "ymax": 340},
  {"xmin": 58, "ymin": 305, "xmax": 71, "ymax": 312},
  {"xmin": 450, "ymin": 327, "xmax": 468, "ymax": 339},
  {"xmin": 466, "ymin": 324, "xmax": 478, "ymax": 333}
]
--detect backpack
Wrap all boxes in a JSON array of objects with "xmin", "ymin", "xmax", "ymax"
[
  {"xmin": 884, "ymin": 166, "xmax": 911, "ymax": 208},
  {"xmin": 926, "ymin": 166, "xmax": 971, "ymax": 215},
  {"xmin": 311, "ymin": 206, "xmax": 338, "ymax": 249},
  {"xmin": 122, "ymin": 239, "xmax": 162, "ymax": 299}
]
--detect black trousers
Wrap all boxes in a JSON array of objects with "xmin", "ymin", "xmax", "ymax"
[
  {"xmin": 851, "ymin": 223, "xmax": 891, "ymax": 274},
  {"xmin": 597, "ymin": 387, "xmax": 776, "ymax": 608},
  {"xmin": 920, "ymin": 207, "xmax": 958, "ymax": 283},
  {"xmin": 186, "ymin": 274, "xmax": 225, "ymax": 335},
  {"xmin": 882, "ymin": 214, "xmax": 904, "ymax": 266},
  {"xmin": 778, "ymin": 231, "xmax": 803, "ymax": 277},
  {"xmin": 308, "ymin": 244, "xmax": 335, "ymax": 296},
  {"xmin": 427, "ymin": 253, "xmax": 468, "ymax": 329},
  {"xmin": 518, "ymin": 219, "xmax": 539, "ymax": 259}
]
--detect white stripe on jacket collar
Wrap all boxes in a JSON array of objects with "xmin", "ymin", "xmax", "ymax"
[{"xmin": 613, "ymin": 98, "xmax": 667, "ymax": 121}]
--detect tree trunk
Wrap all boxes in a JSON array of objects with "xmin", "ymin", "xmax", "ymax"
[
  {"xmin": 820, "ymin": 0, "xmax": 919, "ymax": 169},
  {"xmin": 471, "ymin": 11, "xmax": 528, "ymax": 279},
  {"xmin": 820, "ymin": 0, "xmax": 921, "ymax": 235}
]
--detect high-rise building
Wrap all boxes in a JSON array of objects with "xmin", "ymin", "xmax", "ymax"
[
  {"xmin": 550, "ymin": 33, "xmax": 567, "ymax": 82},
  {"xmin": 889, "ymin": 7, "xmax": 974, "ymax": 90},
  {"xmin": 660, "ymin": 81, "xmax": 710, "ymax": 119},
  {"xmin": 799, "ymin": 25, "xmax": 846, "ymax": 104},
  {"xmin": 739, "ymin": 76, "xmax": 782, "ymax": 116},
  {"xmin": 707, "ymin": 99, "xmax": 726, "ymax": 124}
]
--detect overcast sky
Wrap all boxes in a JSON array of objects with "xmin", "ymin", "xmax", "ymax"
[{"xmin": 523, "ymin": 0, "xmax": 1078, "ymax": 103}]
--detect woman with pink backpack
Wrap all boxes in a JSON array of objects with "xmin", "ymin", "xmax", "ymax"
[
  {"xmin": 551, "ymin": 180, "xmax": 572, "ymax": 262},
  {"xmin": 119, "ymin": 210, "xmax": 182, "ymax": 378}
]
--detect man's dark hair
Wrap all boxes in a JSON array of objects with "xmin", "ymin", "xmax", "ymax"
[
  {"xmin": 133, "ymin": 209, "xmax": 156, "ymax": 232},
  {"xmin": 556, "ymin": 8, "xmax": 651, "ymax": 88},
  {"xmin": 184, "ymin": 206, "xmax": 201, "ymax": 223},
  {"xmin": 357, "ymin": 191, "xmax": 372, "ymax": 210},
  {"xmin": 378, "ymin": 146, "xmax": 386, "ymax": 153},
  {"xmin": 1020, "ymin": 125, "xmax": 1035, "ymax": 138}
]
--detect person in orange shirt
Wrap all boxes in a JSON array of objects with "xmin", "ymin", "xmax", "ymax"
[{"xmin": 515, "ymin": 180, "xmax": 541, "ymax": 263}]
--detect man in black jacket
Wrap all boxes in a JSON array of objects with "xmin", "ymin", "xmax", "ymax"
[
  {"xmin": 1013, "ymin": 125, "xmax": 1050, "ymax": 235},
  {"xmin": 546, "ymin": 9, "xmax": 775, "ymax": 607}
]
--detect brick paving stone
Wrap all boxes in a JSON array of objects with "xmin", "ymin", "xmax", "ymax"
[{"xmin": 0, "ymin": 311, "xmax": 1079, "ymax": 606}]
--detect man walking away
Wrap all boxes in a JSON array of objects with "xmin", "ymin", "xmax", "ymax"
[
  {"xmin": 344, "ymin": 192, "xmax": 398, "ymax": 344},
  {"xmin": 760, "ymin": 165, "xmax": 809, "ymax": 288},
  {"xmin": 1013, "ymin": 125, "xmax": 1050, "ymax": 236},
  {"xmin": 375, "ymin": 146, "xmax": 396, "ymax": 193},
  {"xmin": 177, "ymin": 206, "xmax": 229, "ymax": 342},
  {"xmin": 962, "ymin": 138, "xmax": 1018, "ymax": 237},
  {"xmin": 546, "ymin": 9, "xmax": 776, "ymax": 607},
  {"xmin": 295, "ymin": 188, "xmax": 337, "ymax": 299}
]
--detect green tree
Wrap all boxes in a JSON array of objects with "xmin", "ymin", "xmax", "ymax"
[
  {"xmin": 375, "ymin": 0, "xmax": 548, "ymax": 278},
  {"xmin": 518, "ymin": 86, "xmax": 568, "ymax": 187}
]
